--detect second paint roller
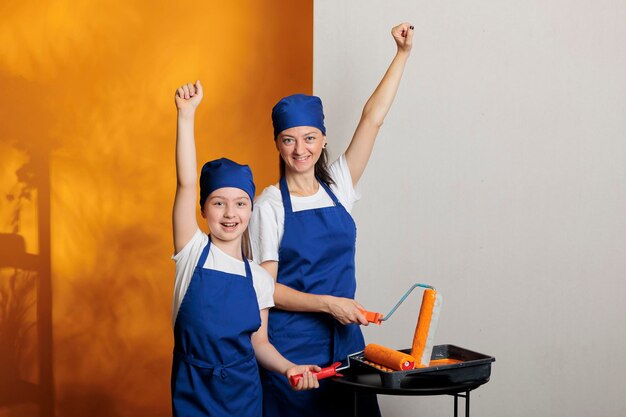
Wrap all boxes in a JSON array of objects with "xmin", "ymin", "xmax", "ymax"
[{"xmin": 411, "ymin": 288, "xmax": 443, "ymax": 367}]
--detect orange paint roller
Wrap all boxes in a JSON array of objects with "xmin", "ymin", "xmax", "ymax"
[
  {"xmin": 364, "ymin": 344, "xmax": 416, "ymax": 371},
  {"xmin": 411, "ymin": 288, "xmax": 443, "ymax": 367}
]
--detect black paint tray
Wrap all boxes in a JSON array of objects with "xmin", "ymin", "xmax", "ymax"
[{"xmin": 348, "ymin": 344, "xmax": 495, "ymax": 389}]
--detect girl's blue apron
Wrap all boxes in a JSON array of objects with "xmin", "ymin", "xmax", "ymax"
[
  {"xmin": 172, "ymin": 236, "xmax": 262, "ymax": 417},
  {"xmin": 261, "ymin": 177, "xmax": 380, "ymax": 417}
]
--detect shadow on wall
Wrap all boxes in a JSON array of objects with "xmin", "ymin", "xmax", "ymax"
[
  {"xmin": 0, "ymin": 235, "xmax": 42, "ymax": 414},
  {"xmin": 0, "ymin": 73, "xmax": 54, "ymax": 417},
  {"xmin": 0, "ymin": 73, "xmax": 170, "ymax": 417}
]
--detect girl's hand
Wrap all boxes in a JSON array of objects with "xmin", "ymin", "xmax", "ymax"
[
  {"xmin": 175, "ymin": 80, "xmax": 203, "ymax": 112},
  {"xmin": 391, "ymin": 22, "xmax": 414, "ymax": 53},
  {"xmin": 326, "ymin": 296, "xmax": 369, "ymax": 326},
  {"xmin": 286, "ymin": 365, "xmax": 321, "ymax": 391}
]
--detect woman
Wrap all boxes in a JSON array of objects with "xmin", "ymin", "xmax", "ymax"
[
  {"xmin": 171, "ymin": 80, "xmax": 320, "ymax": 417},
  {"xmin": 249, "ymin": 23, "xmax": 413, "ymax": 416}
]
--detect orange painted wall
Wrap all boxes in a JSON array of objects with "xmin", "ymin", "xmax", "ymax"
[{"xmin": 0, "ymin": 1, "xmax": 312, "ymax": 416}]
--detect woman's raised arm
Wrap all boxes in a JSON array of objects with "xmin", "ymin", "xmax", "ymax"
[{"xmin": 345, "ymin": 23, "xmax": 413, "ymax": 185}]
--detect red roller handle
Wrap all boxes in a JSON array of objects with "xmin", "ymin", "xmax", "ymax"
[{"xmin": 289, "ymin": 362, "xmax": 344, "ymax": 387}]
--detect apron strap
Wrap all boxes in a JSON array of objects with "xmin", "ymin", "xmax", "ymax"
[
  {"xmin": 243, "ymin": 253, "xmax": 253, "ymax": 280},
  {"xmin": 202, "ymin": 234, "xmax": 252, "ymax": 281},
  {"xmin": 318, "ymin": 179, "xmax": 341, "ymax": 206},
  {"xmin": 197, "ymin": 235, "xmax": 212, "ymax": 268},
  {"xmin": 279, "ymin": 176, "xmax": 294, "ymax": 214},
  {"xmin": 279, "ymin": 176, "xmax": 342, "ymax": 212}
]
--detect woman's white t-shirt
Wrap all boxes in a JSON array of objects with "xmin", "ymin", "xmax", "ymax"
[
  {"xmin": 249, "ymin": 155, "xmax": 360, "ymax": 264},
  {"xmin": 172, "ymin": 228, "xmax": 275, "ymax": 326}
]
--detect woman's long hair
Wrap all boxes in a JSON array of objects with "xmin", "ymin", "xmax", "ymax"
[{"xmin": 279, "ymin": 148, "xmax": 335, "ymax": 187}]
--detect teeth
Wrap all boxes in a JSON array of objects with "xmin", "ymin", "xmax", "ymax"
[{"xmin": 222, "ymin": 223, "xmax": 237, "ymax": 227}]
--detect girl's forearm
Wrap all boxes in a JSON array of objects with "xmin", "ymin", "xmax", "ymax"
[
  {"xmin": 176, "ymin": 110, "xmax": 198, "ymax": 188},
  {"xmin": 253, "ymin": 339, "xmax": 294, "ymax": 375}
]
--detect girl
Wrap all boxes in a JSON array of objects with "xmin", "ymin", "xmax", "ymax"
[{"xmin": 171, "ymin": 80, "xmax": 319, "ymax": 417}]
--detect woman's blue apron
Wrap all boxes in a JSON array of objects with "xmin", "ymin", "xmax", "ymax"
[
  {"xmin": 172, "ymin": 236, "xmax": 262, "ymax": 417},
  {"xmin": 261, "ymin": 177, "xmax": 380, "ymax": 417}
]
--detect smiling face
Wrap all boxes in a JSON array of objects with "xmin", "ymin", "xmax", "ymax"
[
  {"xmin": 275, "ymin": 126, "xmax": 327, "ymax": 175},
  {"xmin": 201, "ymin": 187, "xmax": 252, "ymax": 244}
]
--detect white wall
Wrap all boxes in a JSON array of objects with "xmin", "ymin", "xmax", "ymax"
[{"xmin": 314, "ymin": 1, "xmax": 626, "ymax": 416}]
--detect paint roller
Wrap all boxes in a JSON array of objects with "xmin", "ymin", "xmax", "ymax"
[{"xmin": 289, "ymin": 345, "xmax": 415, "ymax": 387}]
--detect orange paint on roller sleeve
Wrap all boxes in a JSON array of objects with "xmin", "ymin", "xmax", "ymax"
[
  {"xmin": 411, "ymin": 289, "xmax": 443, "ymax": 367},
  {"xmin": 364, "ymin": 344, "xmax": 416, "ymax": 371}
]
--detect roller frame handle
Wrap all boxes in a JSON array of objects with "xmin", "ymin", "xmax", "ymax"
[
  {"xmin": 357, "ymin": 283, "xmax": 435, "ymax": 325},
  {"xmin": 358, "ymin": 308, "xmax": 383, "ymax": 325},
  {"xmin": 289, "ymin": 362, "xmax": 344, "ymax": 387}
]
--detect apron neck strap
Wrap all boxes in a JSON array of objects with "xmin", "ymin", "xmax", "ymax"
[
  {"xmin": 242, "ymin": 253, "xmax": 252, "ymax": 280},
  {"xmin": 318, "ymin": 179, "xmax": 340, "ymax": 205},
  {"xmin": 279, "ymin": 176, "xmax": 341, "ymax": 212},
  {"xmin": 279, "ymin": 176, "xmax": 294, "ymax": 214},
  {"xmin": 205, "ymin": 234, "xmax": 253, "ymax": 280},
  {"xmin": 199, "ymin": 234, "xmax": 212, "ymax": 266}
]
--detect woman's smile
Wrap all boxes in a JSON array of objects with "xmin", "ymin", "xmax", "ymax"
[{"xmin": 293, "ymin": 154, "xmax": 312, "ymax": 164}]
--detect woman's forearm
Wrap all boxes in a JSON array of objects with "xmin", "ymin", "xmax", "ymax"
[
  {"xmin": 274, "ymin": 283, "xmax": 332, "ymax": 314},
  {"xmin": 361, "ymin": 50, "xmax": 410, "ymax": 127},
  {"xmin": 258, "ymin": 261, "xmax": 368, "ymax": 325},
  {"xmin": 260, "ymin": 262, "xmax": 333, "ymax": 314},
  {"xmin": 274, "ymin": 283, "xmax": 368, "ymax": 326}
]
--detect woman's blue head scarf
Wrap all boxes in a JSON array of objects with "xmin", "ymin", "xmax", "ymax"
[
  {"xmin": 199, "ymin": 158, "xmax": 256, "ymax": 208},
  {"xmin": 271, "ymin": 94, "xmax": 326, "ymax": 138}
]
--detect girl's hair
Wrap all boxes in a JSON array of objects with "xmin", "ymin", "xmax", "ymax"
[
  {"xmin": 242, "ymin": 229, "xmax": 252, "ymax": 261},
  {"xmin": 279, "ymin": 148, "xmax": 335, "ymax": 187}
]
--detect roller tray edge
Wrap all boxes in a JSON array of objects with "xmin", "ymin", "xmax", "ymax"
[{"xmin": 349, "ymin": 344, "xmax": 495, "ymax": 389}]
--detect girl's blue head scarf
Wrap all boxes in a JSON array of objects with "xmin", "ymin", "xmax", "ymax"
[
  {"xmin": 271, "ymin": 94, "xmax": 326, "ymax": 139},
  {"xmin": 199, "ymin": 158, "xmax": 256, "ymax": 208}
]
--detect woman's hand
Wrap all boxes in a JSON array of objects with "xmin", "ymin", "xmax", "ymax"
[
  {"xmin": 325, "ymin": 296, "xmax": 369, "ymax": 326},
  {"xmin": 175, "ymin": 80, "xmax": 203, "ymax": 113},
  {"xmin": 286, "ymin": 365, "xmax": 322, "ymax": 391},
  {"xmin": 391, "ymin": 22, "xmax": 414, "ymax": 53}
]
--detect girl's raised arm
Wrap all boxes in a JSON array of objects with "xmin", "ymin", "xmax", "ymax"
[{"xmin": 173, "ymin": 80, "xmax": 204, "ymax": 254}]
